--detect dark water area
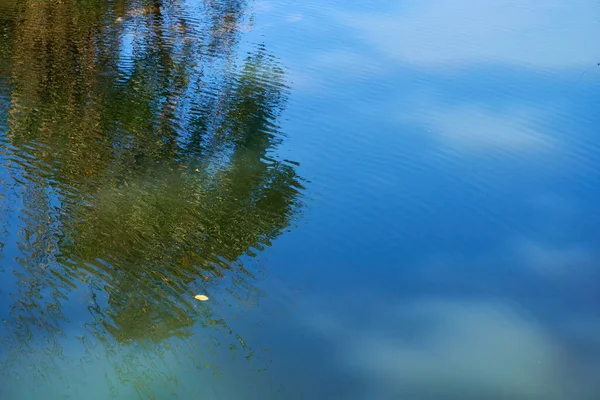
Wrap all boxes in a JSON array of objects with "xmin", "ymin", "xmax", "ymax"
[{"xmin": 0, "ymin": 0, "xmax": 600, "ymax": 398}]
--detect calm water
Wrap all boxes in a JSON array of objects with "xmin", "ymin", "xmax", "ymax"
[{"xmin": 0, "ymin": 0, "xmax": 599, "ymax": 398}]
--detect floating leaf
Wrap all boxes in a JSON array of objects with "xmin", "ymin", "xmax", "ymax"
[{"xmin": 194, "ymin": 295, "xmax": 209, "ymax": 301}]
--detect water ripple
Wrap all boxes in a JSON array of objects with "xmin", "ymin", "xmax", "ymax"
[{"xmin": 0, "ymin": 0, "xmax": 305, "ymax": 395}]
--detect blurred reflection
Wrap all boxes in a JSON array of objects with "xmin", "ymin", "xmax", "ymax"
[
  {"xmin": 304, "ymin": 296, "xmax": 600, "ymax": 400},
  {"xmin": 0, "ymin": 0, "xmax": 303, "ymax": 389}
]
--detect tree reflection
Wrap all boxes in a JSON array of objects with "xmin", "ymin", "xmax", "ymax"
[
  {"xmin": 0, "ymin": 0, "xmax": 303, "ymax": 389},
  {"xmin": 67, "ymin": 48, "xmax": 301, "ymax": 343}
]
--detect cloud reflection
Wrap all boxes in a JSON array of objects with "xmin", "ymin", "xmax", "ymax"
[
  {"xmin": 342, "ymin": 0, "xmax": 600, "ymax": 69},
  {"xmin": 308, "ymin": 297, "xmax": 600, "ymax": 400},
  {"xmin": 400, "ymin": 101, "xmax": 553, "ymax": 152}
]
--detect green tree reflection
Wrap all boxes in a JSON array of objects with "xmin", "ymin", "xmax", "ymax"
[{"xmin": 0, "ymin": 0, "xmax": 302, "ymax": 361}]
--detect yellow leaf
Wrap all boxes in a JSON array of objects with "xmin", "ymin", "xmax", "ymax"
[{"xmin": 194, "ymin": 295, "xmax": 209, "ymax": 301}]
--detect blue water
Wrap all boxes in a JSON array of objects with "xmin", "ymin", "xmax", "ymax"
[{"xmin": 1, "ymin": 0, "xmax": 600, "ymax": 399}]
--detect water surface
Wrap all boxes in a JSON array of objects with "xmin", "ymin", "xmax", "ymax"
[{"xmin": 1, "ymin": 0, "xmax": 600, "ymax": 399}]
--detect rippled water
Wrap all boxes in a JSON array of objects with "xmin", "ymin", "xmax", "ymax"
[{"xmin": 1, "ymin": 0, "xmax": 600, "ymax": 399}]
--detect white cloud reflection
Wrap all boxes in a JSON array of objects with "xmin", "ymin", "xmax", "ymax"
[
  {"xmin": 407, "ymin": 103, "xmax": 553, "ymax": 152},
  {"xmin": 515, "ymin": 240, "xmax": 595, "ymax": 276},
  {"xmin": 342, "ymin": 0, "xmax": 600, "ymax": 69},
  {"xmin": 308, "ymin": 298, "xmax": 599, "ymax": 400}
]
